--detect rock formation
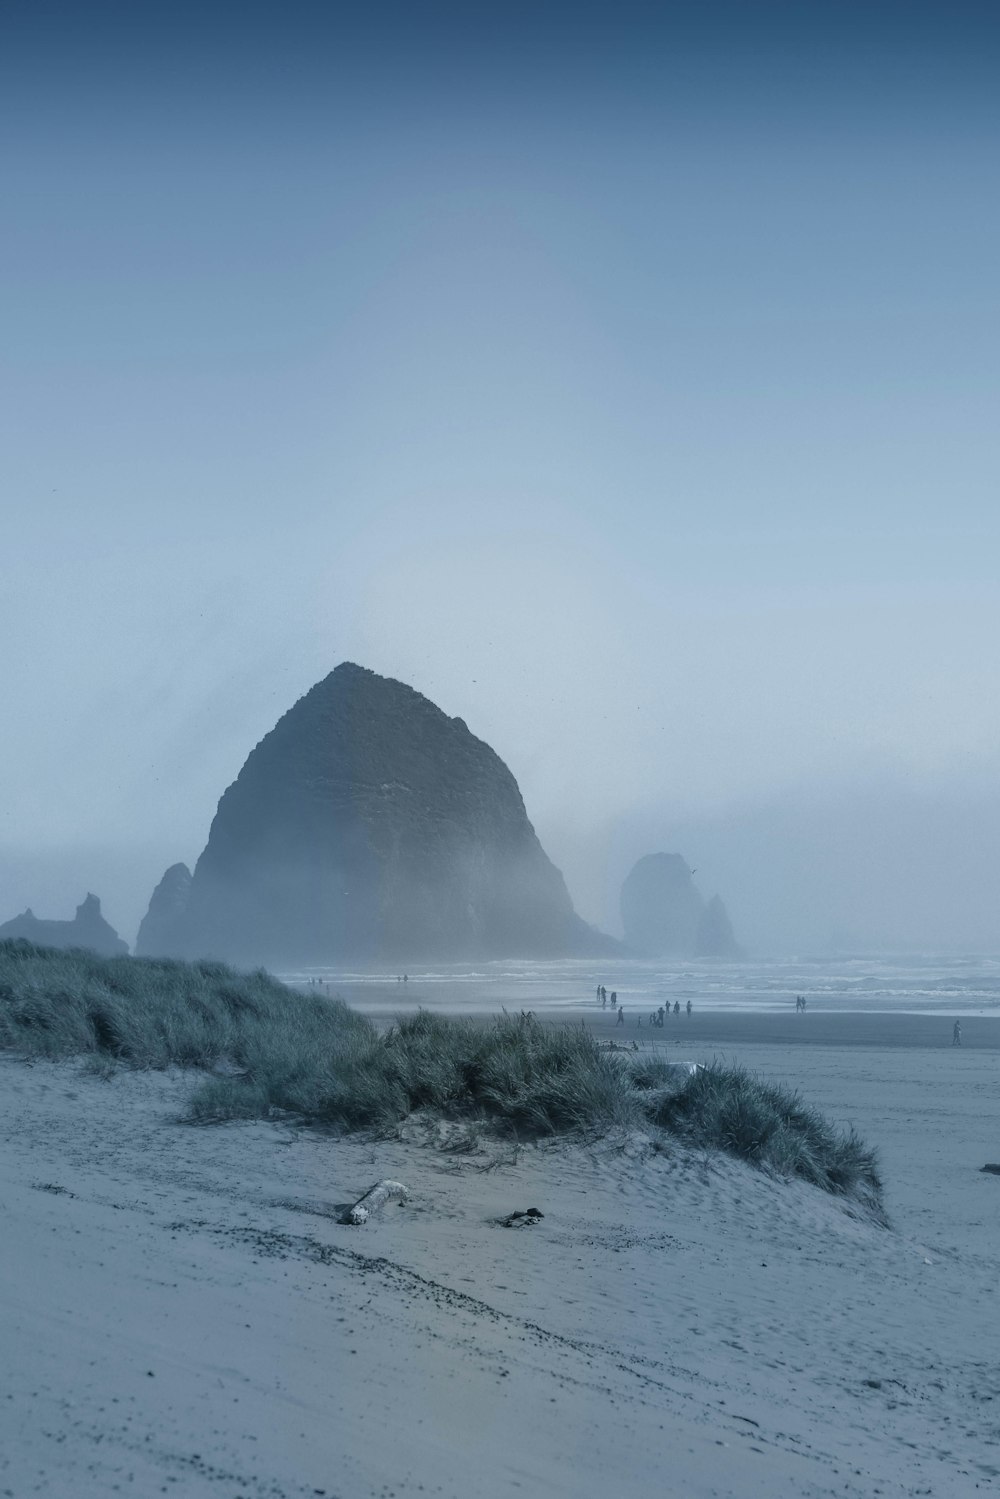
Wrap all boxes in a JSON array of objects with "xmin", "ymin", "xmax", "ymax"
[
  {"xmin": 137, "ymin": 663, "xmax": 613, "ymax": 966},
  {"xmin": 134, "ymin": 864, "xmax": 192, "ymax": 958},
  {"xmin": 0, "ymin": 893, "xmax": 128, "ymax": 957},
  {"xmin": 620, "ymin": 854, "xmax": 742, "ymax": 958},
  {"xmin": 694, "ymin": 893, "xmax": 741, "ymax": 959}
]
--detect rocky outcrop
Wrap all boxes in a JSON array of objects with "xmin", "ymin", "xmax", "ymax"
[
  {"xmin": 137, "ymin": 663, "xmax": 613, "ymax": 966},
  {"xmin": 135, "ymin": 864, "xmax": 192, "ymax": 958},
  {"xmin": 620, "ymin": 854, "xmax": 742, "ymax": 958},
  {"xmin": 0, "ymin": 893, "xmax": 128, "ymax": 957},
  {"xmin": 694, "ymin": 893, "xmax": 741, "ymax": 959}
]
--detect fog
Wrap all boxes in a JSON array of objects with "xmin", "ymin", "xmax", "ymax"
[
  {"xmin": 542, "ymin": 773, "xmax": 1000, "ymax": 954},
  {"xmin": 2, "ymin": 2, "xmax": 999, "ymax": 955}
]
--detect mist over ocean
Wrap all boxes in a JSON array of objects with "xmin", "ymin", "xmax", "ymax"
[{"xmin": 280, "ymin": 953, "xmax": 1000, "ymax": 1019}]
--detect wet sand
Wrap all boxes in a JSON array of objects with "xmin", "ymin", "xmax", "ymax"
[{"xmin": 578, "ymin": 1008, "xmax": 1000, "ymax": 1049}]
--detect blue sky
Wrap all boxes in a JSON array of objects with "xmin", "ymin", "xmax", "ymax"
[{"xmin": 2, "ymin": 2, "xmax": 999, "ymax": 947}]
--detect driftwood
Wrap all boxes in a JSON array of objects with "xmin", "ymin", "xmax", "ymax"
[
  {"xmin": 499, "ymin": 1207, "xmax": 544, "ymax": 1228},
  {"xmin": 342, "ymin": 1180, "xmax": 408, "ymax": 1225}
]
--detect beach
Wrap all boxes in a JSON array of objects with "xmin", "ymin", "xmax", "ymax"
[
  {"xmin": 2, "ymin": 1011, "xmax": 999, "ymax": 1498},
  {"xmin": 285, "ymin": 953, "xmax": 1000, "ymax": 1023},
  {"xmin": 583, "ymin": 1008, "xmax": 1000, "ymax": 1049}
]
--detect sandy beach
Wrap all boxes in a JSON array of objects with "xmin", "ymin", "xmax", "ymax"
[
  {"xmin": 2, "ymin": 1019, "xmax": 999, "ymax": 1499},
  {"xmin": 583, "ymin": 1009, "xmax": 1000, "ymax": 1049}
]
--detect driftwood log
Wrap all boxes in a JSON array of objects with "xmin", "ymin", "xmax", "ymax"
[
  {"xmin": 342, "ymin": 1180, "xmax": 408, "ymax": 1225},
  {"xmin": 499, "ymin": 1207, "xmax": 544, "ymax": 1228}
]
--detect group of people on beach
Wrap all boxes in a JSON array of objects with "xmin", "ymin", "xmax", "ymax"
[
  {"xmin": 647, "ymin": 1001, "xmax": 690, "ymax": 1026},
  {"xmin": 795, "ymin": 994, "xmax": 808, "ymax": 1012},
  {"xmin": 596, "ymin": 985, "xmax": 692, "ymax": 1027}
]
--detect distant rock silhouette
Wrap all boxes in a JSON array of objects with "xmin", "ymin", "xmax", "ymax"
[
  {"xmin": 621, "ymin": 854, "xmax": 742, "ymax": 958},
  {"xmin": 694, "ymin": 893, "xmax": 742, "ymax": 959},
  {"xmin": 137, "ymin": 663, "xmax": 614, "ymax": 966},
  {"xmin": 135, "ymin": 863, "xmax": 192, "ymax": 958},
  {"xmin": 0, "ymin": 893, "xmax": 128, "ymax": 957}
]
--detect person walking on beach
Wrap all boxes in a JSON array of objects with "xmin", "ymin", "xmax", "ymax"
[
  {"xmin": 610, "ymin": 991, "xmax": 617, "ymax": 1007},
  {"xmin": 616, "ymin": 1005, "xmax": 625, "ymax": 1026},
  {"xmin": 658, "ymin": 1005, "xmax": 665, "ymax": 1027},
  {"xmin": 686, "ymin": 999, "xmax": 692, "ymax": 1015},
  {"xmin": 953, "ymin": 1020, "xmax": 962, "ymax": 1046},
  {"xmin": 673, "ymin": 1000, "xmax": 680, "ymax": 1015}
]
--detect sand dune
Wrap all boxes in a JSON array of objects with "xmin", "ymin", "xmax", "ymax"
[{"xmin": 2, "ymin": 1035, "xmax": 998, "ymax": 1497}]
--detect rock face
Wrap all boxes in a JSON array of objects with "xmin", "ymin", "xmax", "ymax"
[
  {"xmin": 137, "ymin": 663, "xmax": 611, "ymax": 966},
  {"xmin": 135, "ymin": 864, "xmax": 192, "ymax": 958},
  {"xmin": 620, "ymin": 854, "xmax": 742, "ymax": 958},
  {"xmin": 0, "ymin": 893, "xmax": 128, "ymax": 957}
]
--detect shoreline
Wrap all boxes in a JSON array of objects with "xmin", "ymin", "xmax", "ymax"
[
  {"xmin": 573, "ymin": 1008, "xmax": 1000, "ymax": 1048},
  {"xmin": 362, "ymin": 1005, "xmax": 1000, "ymax": 1049}
]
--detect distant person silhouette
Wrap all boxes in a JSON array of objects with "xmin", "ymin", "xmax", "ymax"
[
  {"xmin": 953, "ymin": 1020, "xmax": 962, "ymax": 1046},
  {"xmin": 658, "ymin": 1006, "xmax": 665, "ymax": 1027},
  {"xmin": 616, "ymin": 1006, "xmax": 625, "ymax": 1026},
  {"xmin": 673, "ymin": 1001, "xmax": 680, "ymax": 1016},
  {"xmin": 403, "ymin": 973, "xmax": 408, "ymax": 983},
  {"xmin": 596, "ymin": 985, "xmax": 601, "ymax": 1003},
  {"xmin": 610, "ymin": 991, "xmax": 617, "ymax": 1008},
  {"xmin": 686, "ymin": 1000, "xmax": 692, "ymax": 1015}
]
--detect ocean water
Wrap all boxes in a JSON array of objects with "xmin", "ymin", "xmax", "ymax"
[{"xmin": 277, "ymin": 954, "xmax": 1000, "ymax": 1020}]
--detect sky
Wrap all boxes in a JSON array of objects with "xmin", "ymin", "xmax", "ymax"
[{"xmin": 2, "ymin": 1, "xmax": 999, "ymax": 951}]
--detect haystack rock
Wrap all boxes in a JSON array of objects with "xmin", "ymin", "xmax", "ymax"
[
  {"xmin": 0, "ymin": 893, "xmax": 128, "ymax": 957},
  {"xmin": 137, "ymin": 663, "xmax": 613, "ymax": 966},
  {"xmin": 620, "ymin": 854, "xmax": 742, "ymax": 958}
]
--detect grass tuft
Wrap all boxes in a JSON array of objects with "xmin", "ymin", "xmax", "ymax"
[
  {"xmin": 0, "ymin": 941, "xmax": 885, "ymax": 1211},
  {"xmin": 652, "ymin": 1063, "xmax": 884, "ymax": 1211}
]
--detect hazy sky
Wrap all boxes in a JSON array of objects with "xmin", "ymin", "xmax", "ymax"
[{"xmin": 2, "ymin": 2, "xmax": 999, "ymax": 950}]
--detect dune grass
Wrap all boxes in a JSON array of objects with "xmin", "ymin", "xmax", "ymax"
[
  {"xmin": 651, "ymin": 1063, "xmax": 884, "ymax": 1210},
  {"xmin": 0, "ymin": 939, "xmax": 884, "ymax": 1210}
]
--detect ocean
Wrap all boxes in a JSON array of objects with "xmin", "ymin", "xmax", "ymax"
[{"xmin": 277, "ymin": 953, "xmax": 1000, "ymax": 1020}]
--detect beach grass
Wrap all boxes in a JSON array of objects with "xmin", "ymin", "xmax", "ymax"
[
  {"xmin": 651, "ymin": 1062, "xmax": 884, "ymax": 1209},
  {"xmin": 0, "ymin": 939, "xmax": 884, "ymax": 1209}
]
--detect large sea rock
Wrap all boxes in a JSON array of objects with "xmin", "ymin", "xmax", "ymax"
[
  {"xmin": 620, "ymin": 853, "xmax": 742, "ymax": 958},
  {"xmin": 0, "ymin": 893, "xmax": 128, "ymax": 957},
  {"xmin": 135, "ymin": 863, "xmax": 192, "ymax": 958},
  {"xmin": 137, "ymin": 663, "xmax": 612, "ymax": 966}
]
